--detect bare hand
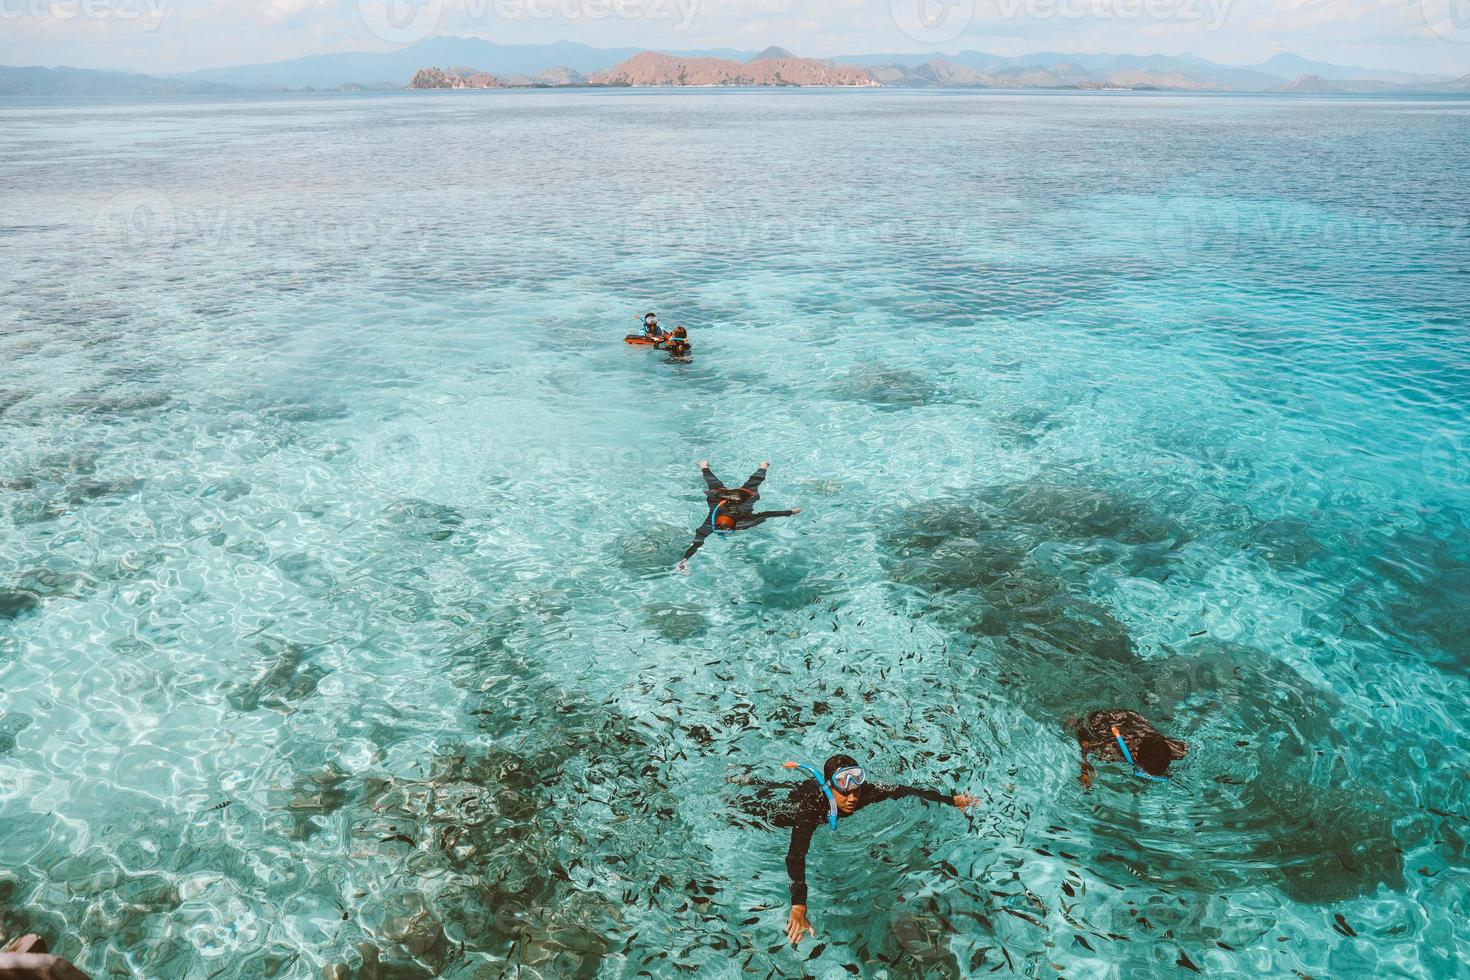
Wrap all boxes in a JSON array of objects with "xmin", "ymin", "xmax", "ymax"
[
  {"xmin": 953, "ymin": 794, "xmax": 978, "ymax": 811},
  {"xmin": 1079, "ymin": 762, "xmax": 1095, "ymax": 792},
  {"xmin": 698, "ymin": 461, "xmax": 709, "ymax": 470},
  {"xmin": 760, "ymin": 460, "xmax": 771, "ymax": 469},
  {"xmin": 786, "ymin": 906, "xmax": 815, "ymax": 946},
  {"xmin": 676, "ymin": 560, "xmax": 690, "ymax": 575},
  {"xmin": 790, "ymin": 507, "xmax": 803, "ymax": 515}
]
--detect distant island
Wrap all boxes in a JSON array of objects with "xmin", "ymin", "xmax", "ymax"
[
  {"xmin": 4, "ymin": 38, "xmax": 1467, "ymax": 97},
  {"xmin": 405, "ymin": 47, "xmax": 1470, "ymax": 93}
]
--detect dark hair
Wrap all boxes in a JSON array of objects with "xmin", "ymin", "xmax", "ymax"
[
  {"xmin": 1133, "ymin": 733, "xmax": 1173, "ymax": 777},
  {"xmin": 823, "ymin": 754, "xmax": 859, "ymax": 783}
]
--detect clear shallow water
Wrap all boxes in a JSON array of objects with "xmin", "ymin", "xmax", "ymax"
[{"xmin": 1, "ymin": 89, "xmax": 1468, "ymax": 978}]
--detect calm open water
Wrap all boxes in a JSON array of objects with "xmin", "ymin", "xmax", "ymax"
[{"xmin": 1, "ymin": 89, "xmax": 1468, "ymax": 978}]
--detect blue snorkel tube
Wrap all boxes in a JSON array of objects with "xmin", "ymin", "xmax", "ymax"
[
  {"xmin": 784, "ymin": 761, "xmax": 839, "ymax": 829},
  {"xmin": 711, "ymin": 502, "xmax": 731, "ymax": 539},
  {"xmin": 1112, "ymin": 726, "xmax": 1169, "ymax": 783}
]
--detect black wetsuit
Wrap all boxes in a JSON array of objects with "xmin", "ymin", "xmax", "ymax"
[
  {"xmin": 743, "ymin": 778, "xmax": 953, "ymax": 906},
  {"xmin": 681, "ymin": 465, "xmax": 797, "ymax": 561},
  {"xmin": 1072, "ymin": 709, "xmax": 1188, "ymax": 764}
]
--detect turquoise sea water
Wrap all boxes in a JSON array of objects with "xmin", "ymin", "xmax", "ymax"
[{"xmin": 1, "ymin": 90, "xmax": 1468, "ymax": 978}]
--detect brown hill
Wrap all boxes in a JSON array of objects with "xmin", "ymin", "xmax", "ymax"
[
  {"xmin": 408, "ymin": 67, "xmax": 502, "ymax": 90},
  {"xmin": 588, "ymin": 51, "xmax": 876, "ymax": 87}
]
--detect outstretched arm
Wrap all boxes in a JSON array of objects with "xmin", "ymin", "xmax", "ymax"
[
  {"xmin": 749, "ymin": 509, "xmax": 801, "ymax": 522},
  {"xmin": 866, "ymin": 783, "xmax": 977, "ymax": 810},
  {"xmin": 784, "ymin": 824, "xmax": 816, "ymax": 945},
  {"xmin": 699, "ymin": 461, "xmax": 723, "ymax": 492},
  {"xmin": 678, "ymin": 523, "xmax": 713, "ymax": 568}
]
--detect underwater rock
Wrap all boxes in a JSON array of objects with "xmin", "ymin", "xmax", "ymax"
[
  {"xmin": 0, "ymin": 388, "xmax": 30, "ymax": 417},
  {"xmin": 62, "ymin": 389, "xmax": 172, "ymax": 418},
  {"xmin": 259, "ymin": 398, "xmax": 350, "ymax": 424},
  {"xmin": 377, "ymin": 891, "xmax": 448, "ymax": 960},
  {"xmin": 0, "ymin": 590, "xmax": 40, "ymax": 621},
  {"xmin": 229, "ymin": 639, "xmax": 328, "ymax": 713},
  {"xmin": 890, "ymin": 905, "xmax": 963, "ymax": 979},
  {"xmin": 12, "ymin": 568, "xmax": 93, "ymax": 600},
  {"xmin": 881, "ymin": 479, "xmax": 1191, "ymax": 609},
  {"xmin": 992, "ymin": 405, "xmax": 1064, "ymax": 448},
  {"xmin": 749, "ymin": 547, "xmax": 840, "ymax": 610},
  {"xmin": 77, "ymin": 871, "xmax": 181, "ymax": 953},
  {"xmin": 641, "ymin": 602, "xmax": 709, "ymax": 641},
  {"xmin": 827, "ymin": 366, "xmax": 945, "ymax": 410},
  {"xmin": 1244, "ymin": 516, "xmax": 1325, "ymax": 567},
  {"xmin": 996, "ymin": 482, "xmax": 1187, "ymax": 548},
  {"xmin": 335, "ymin": 941, "xmax": 436, "ymax": 980},
  {"xmin": 1366, "ymin": 530, "xmax": 1470, "ymax": 677},
  {"xmin": 1139, "ymin": 640, "xmax": 1343, "ymax": 743},
  {"xmin": 609, "ymin": 524, "xmax": 689, "ymax": 577},
  {"xmin": 275, "ymin": 552, "xmax": 336, "ymax": 591},
  {"xmin": 0, "ymin": 713, "xmax": 33, "ymax": 756},
  {"xmin": 200, "ymin": 477, "xmax": 252, "ymax": 501},
  {"xmin": 881, "ymin": 492, "xmax": 1143, "ymax": 676},
  {"xmin": 33, "ymin": 448, "xmax": 100, "ymax": 481},
  {"xmin": 381, "ymin": 498, "xmax": 465, "ymax": 542},
  {"xmin": 1255, "ymin": 780, "xmax": 1405, "ymax": 904},
  {"xmin": 65, "ymin": 476, "xmax": 142, "ymax": 506}
]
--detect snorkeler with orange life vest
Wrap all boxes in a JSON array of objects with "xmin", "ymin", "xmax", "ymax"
[{"xmin": 675, "ymin": 461, "xmax": 801, "ymax": 573}]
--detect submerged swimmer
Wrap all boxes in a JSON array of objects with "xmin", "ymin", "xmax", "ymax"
[
  {"xmin": 675, "ymin": 460, "xmax": 801, "ymax": 573},
  {"xmin": 1071, "ymin": 709, "xmax": 1187, "ymax": 788},
  {"xmin": 736, "ymin": 755, "xmax": 976, "ymax": 947}
]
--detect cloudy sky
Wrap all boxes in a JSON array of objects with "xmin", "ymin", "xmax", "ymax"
[{"xmin": 4, "ymin": 0, "xmax": 1468, "ymax": 74}]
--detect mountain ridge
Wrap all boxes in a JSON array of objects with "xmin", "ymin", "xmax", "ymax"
[
  {"xmin": 152, "ymin": 37, "xmax": 1461, "ymax": 91},
  {"xmin": 1, "ymin": 39, "xmax": 1461, "ymax": 96}
]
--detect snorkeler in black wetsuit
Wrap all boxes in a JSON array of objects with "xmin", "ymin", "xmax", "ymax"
[
  {"xmin": 1070, "ymin": 709, "xmax": 1187, "ymax": 788},
  {"xmin": 675, "ymin": 461, "xmax": 801, "ymax": 573},
  {"xmin": 736, "ymin": 755, "xmax": 976, "ymax": 947}
]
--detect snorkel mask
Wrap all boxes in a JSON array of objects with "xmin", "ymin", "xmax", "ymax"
[
  {"xmin": 784, "ymin": 761, "xmax": 865, "ymax": 829},
  {"xmin": 1112, "ymin": 725, "xmax": 1169, "ymax": 783}
]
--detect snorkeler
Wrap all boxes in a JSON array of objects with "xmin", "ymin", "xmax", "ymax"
[
  {"xmin": 631, "ymin": 312, "xmax": 667, "ymax": 346},
  {"xmin": 675, "ymin": 461, "xmax": 801, "ymax": 573},
  {"xmin": 1071, "ymin": 709, "xmax": 1187, "ymax": 788},
  {"xmin": 736, "ymin": 755, "xmax": 976, "ymax": 947},
  {"xmin": 664, "ymin": 326, "xmax": 692, "ymax": 362}
]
